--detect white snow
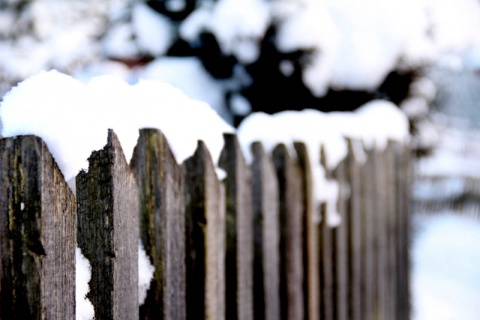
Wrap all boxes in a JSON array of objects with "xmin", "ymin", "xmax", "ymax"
[
  {"xmin": 229, "ymin": 93, "xmax": 251, "ymax": 116},
  {"xmin": 180, "ymin": 0, "xmax": 271, "ymax": 64},
  {"xmin": 76, "ymin": 247, "xmax": 94, "ymax": 320},
  {"xmin": 274, "ymin": 1, "xmax": 339, "ymax": 96},
  {"xmin": 140, "ymin": 57, "xmax": 232, "ymax": 122},
  {"xmin": 412, "ymin": 213, "xmax": 480, "ymax": 320},
  {"xmin": 138, "ymin": 241, "xmax": 155, "ymax": 305},
  {"xmin": 132, "ymin": 3, "xmax": 175, "ymax": 57},
  {"xmin": 237, "ymin": 100, "xmax": 410, "ymax": 226},
  {"xmin": 0, "ymin": 70, "xmax": 233, "ymax": 184}
]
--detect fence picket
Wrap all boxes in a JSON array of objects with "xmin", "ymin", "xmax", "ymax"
[
  {"xmin": 319, "ymin": 146, "xmax": 334, "ymax": 320},
  {"xmin": 0, "ymin": 135, "xmax": 76, "ymax": 319},
  {"xmin": 345, "ymin": 139, "xmax": 363, "ymax": 320},
  {"xmin": 395, "ymin": 142, "xmax": 411, "ymax": 320},
  {"xmin": 272, "ymin": 144, "xmax": 304, "ymax": 320},
  {"xmin": 372, "ymin": 147, "xmax": 388, "ymax": 320},
  {"xmin": 131, "ymin": 129, "xmax": 186, "ymax": 319},
  {"xmin": 76, "ymin": 130, "xmax": 139, "ymax": 320},
  {"xmin": 332, "ymin": 156, "xmax": 349, "ymax": 320},
  {"xmin": 293, "ymin": 142, "xmax": 320, "ymax": 320},
  {"xmin": 219, "ymin": 133, "xmax": 254, "ymax": 320},
  {"xmin": 183, "ymin": 141, "xmax": 226, "ymax": 320},
  {"xmin": 251, "ymin": 142, "xmax": 281, "ymax": 320}
]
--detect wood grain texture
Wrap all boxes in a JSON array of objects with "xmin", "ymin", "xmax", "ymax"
[
  {"xmin": 395, "ymin": 143, "xmax": 411, "ymax": 320},
  {"xmin": 272, "ymin": 144, "xmax": 304, "ymax": 320},
  {"xmin": 293, "ymin": 142, "xmax": 320, "ymax": 320},
  {"xmin": 76, "ymin": 130, "xmax": 139, "ymax": 320},
  {"xmin": 251, "ymin": 142, "xmax": 281, "ymax": 320},
  {"xmin": 0, "ymin": 135, "xmax": 76, "ymax": 319},
  {"xmin": 131, "ymin": 129, "xmax": 186, "ymax": 320},
  {"xmin": 183, "ymin": 141, "xmax": 225, "ymax": 320},
  {"xmin": 345, "ymin": 139, "xmax": 363, "ymax": 320},
  {"xmin": 219, "ymin": 134, "xmax": 253, "ymax": 320},
  {"xmin": 332, "ymin": 156, "xmax": 349, "ymax": 320}
]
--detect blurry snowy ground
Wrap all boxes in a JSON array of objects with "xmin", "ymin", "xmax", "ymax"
[{"xmin": 411, "ymin": 67, "xmax": 480, "ymax": 320}]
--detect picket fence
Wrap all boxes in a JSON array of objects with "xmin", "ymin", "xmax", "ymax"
[{"xmin": 0, "ymin": 128, "xmax": 411, "ymax": 320}]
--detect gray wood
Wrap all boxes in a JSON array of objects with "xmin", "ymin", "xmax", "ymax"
[
  {"xmin": 131, "ymin": 129, "xmax": 186, "ymax": 320},
  {"xmin": 319, "ymin": 203, "xmax": 334, "ymax": 320},
  {"xmin": 345, "ymin": 139, "xmax": 363, "ymax": 320},
  {"xmin": 384, "ymin": 141, "xmax": 398, "ymax": 320},
  {"xmin": 76, "ymin": 130, "xmax": 139, "ymax": 320},
  {"xmin": 319, "ymin": 146, "xmax": 334, "ymax": 320},
  {"xmin": 395, "ymin": 143, "xmax": 411, "ymax": 320},
  {"xmin": 332, "ymin": 156, "xmax": 348, "ymax": 320},
  {"xmin": 251, "ymin": 142, "xmax": 280, "ymax": 320},
  {"xmin": 293, "ymin": 142, "xmax": 320, "ymax": 320},
  {"xmin": 183, "ymin": 141, "xmax": 226, "ymax": 320},
  {"xmin": 219, "ymin": 134, "xmax": 254, "ymax": 320},
  {"xmin": 272, "ymin": 144, "xmax": 304, "ymax": 320},
  {"xmin": 361, "ymin": 147, "xmax": 375, "ymax": 320},
  {"xmin": 0, "ymin": 135, "xmax": 76, "ymax": 319},
  {"xmin": 372, "ymin": 148, "xmax": 388, "ymax": 320}
]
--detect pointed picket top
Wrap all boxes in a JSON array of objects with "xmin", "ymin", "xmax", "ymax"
[
  {"xmin": 219, "ymin": 133, "xmax": 254, "ymax": 320},
  {"xmin": 183, "ymin": 140, "xmax": 226, "ymax": 320},
  {"xmin": 344, "ymin": 138, "xmax": 363, "ymax": 320},
  {"xmin": 76, "ymin": 129, "xmax": 139, "ymax": 320},
  {"xmin": 0, "ymin": 135, "xmax": 76, "ymax": 319},
  {"xmin": 294, "ymin": 142, "xmax": 320, "ymax": 320},
  {"xmin": 272, "ymin": 143, "xmax": 304, "ymax": 320},
  {"xmin": 131, "ymin": 128, "xmax": 186, "ymax": 320},
  {"xmin": 250, "ymin": 142, "xmax": 281, "ymax": 320}
]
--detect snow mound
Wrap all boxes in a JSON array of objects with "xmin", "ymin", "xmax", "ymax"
[{"xmin": 0, "ymin": 70, "xmax": 234, "ymax": 184}]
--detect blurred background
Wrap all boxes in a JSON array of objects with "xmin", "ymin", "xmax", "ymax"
[{"xmin": 1, "ymin": 0, "xmax": 480, "ymax": 318}]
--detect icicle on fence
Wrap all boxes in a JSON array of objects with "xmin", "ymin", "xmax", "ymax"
[{"xmin": 0, "ymin": 129, "xmax": 411, "ymax": 320}]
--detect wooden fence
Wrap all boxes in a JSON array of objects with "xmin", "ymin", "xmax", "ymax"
[{"xmin": 0, "ymin": 128, "xmax": 411, "ymax": 320}]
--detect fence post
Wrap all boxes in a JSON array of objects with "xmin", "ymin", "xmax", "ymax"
[
  {"xmin": 251, "ymin": 142, "xmax": 281, "ymax": 320},
  {"xmin": 183, "ymin": 141, "xmax": 226, "ymax": 320},
  {"xmin": 131, "ymin": 129, "xmax": 186, "ymax": 319},
  {"xmin": 76, "ymin": 130, "xmax": 139, "ymax": 320},
  {"xmin": 0, "ymin": 135, "xmax": 76, "ymax": 319},
  {"xmin": 272, "ymin": 144, "xmax": 304, "ymax": 320},
  {"xmin": 294, "ymin": 142, "xmax": 320, "ymax": 320},
  {"xmin": 219, "ymin": 134, "xmax": 254, "ymax": 320}
]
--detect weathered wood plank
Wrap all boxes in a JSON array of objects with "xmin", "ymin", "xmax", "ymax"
[
  {"xmin": 360, "ymin": 147, "xmax": 375, "ymax": 320},
  {"xmin": 345, "ymin": 139, "xmax": 363, "ymax": 320},
  {"xmin": 0, "ymin": 135, "xmax": 76, "ymax": 319},
  {"xmin": 319, "ymin": 203, "xmax": 334, "ymax": 320},
  {"xmin": 219, "ymin": 134, "xmax": 254, "ymax": 320},
  {"xmin": 372, "ymin": 148, "xmax": 388, "ymax": 320},
  {"xmin": 294, "ymin": 142, "xmax": 320, "ymax": 320},
  {"xmin": 384, "ymin": 141, "xmax": 398, "ymax": 320},
  {"xmin": 319, "ymin": 146, "xmax": 334, "ymax": 320},
  {"xmin": 395, "ymin": 142, "xmax": 411, "ymax": 320},
  {"xmin": 332, "ymin": 156, "xmax": 349, "ymax": 320},
  {"xmin": 76, "ymin": 130, "xmax": 139, "ymax": 320},
  {"xmin": 272, "ymin": 144, "xmax": 304, "ymax": 320},
  {"xmin": 131, "ymin": 129, "xmax": 186, "ymax": 319},
  {"xmin": 183, "ymin": 141, "xmax": 226, "ymax": 320},
  {"xmin": 251, "ymin": 142, "xmax": 281, "ymax": 320}
]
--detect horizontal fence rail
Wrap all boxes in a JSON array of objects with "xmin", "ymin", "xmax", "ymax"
[{"xmin": 0, "ymin": 129, "xmax": 411, "ymax": 320}]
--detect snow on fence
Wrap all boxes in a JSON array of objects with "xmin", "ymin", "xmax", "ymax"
[{"xmin": 0, "ymin": 128, "xmax": 411, "ymax": 320}]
